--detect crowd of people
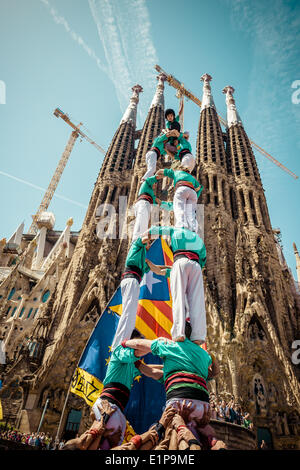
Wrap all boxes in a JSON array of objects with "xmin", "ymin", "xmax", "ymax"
[
  {"xmin": 209, "ymin": 396, "xmax": 253, "ymax": 429},
  {"xmin": 0, "ymin": 429, "xmax": 65, "ymax": 449}
]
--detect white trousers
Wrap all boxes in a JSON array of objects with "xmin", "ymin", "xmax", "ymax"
[
  {"xmin": 111, "ymin": 278, "xmax": 140, "ymax": 351},
  {"xmin": 170, "ymin": 258, "xmax": 206, "ymax": 342},
  {"xmin": 132, "ymin": 200, "xmax": 151, "ymax": 241},
  {"xmin": 166, "ymin": 398, "xmax": 210, "ymax": 435},
  {"xmin": 173, "ymin": 186, "xmax": 198, "ymax": 233},
  {"xmin": 180, "ymin": 153, "xmax": 195, "ymax": 172},
  {"xmin": 142, "ymin": 150, "xmax": 157, "ymax": 180},
  {"xmin": 92, "ymin": 397, "xmax": 127, "ymax": 448}
]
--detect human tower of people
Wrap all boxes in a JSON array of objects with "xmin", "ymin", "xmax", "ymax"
[{"xmin": 63, "ymin": 108, "xmax": 226, "ymax": 451}]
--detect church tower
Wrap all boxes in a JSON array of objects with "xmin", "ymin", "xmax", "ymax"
[{"xmin": 197, "ymin": 76, "xmax": 300, "ymax": 449}]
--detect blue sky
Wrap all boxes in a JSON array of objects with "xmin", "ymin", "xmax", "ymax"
[{"xmin": 0, "ymin": 0, "xmax": 299, "ymax": 278}]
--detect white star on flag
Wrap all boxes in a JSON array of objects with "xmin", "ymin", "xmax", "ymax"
[{"xmin": 140, "ymin": 270, "xmax": 161, "ymax": 294}]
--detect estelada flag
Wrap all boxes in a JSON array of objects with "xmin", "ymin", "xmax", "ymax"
[{"xmin": 70, "ymin": 238, "xmax": 172, "ymax": 406}]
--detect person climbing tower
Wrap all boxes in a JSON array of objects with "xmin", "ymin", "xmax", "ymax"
[
  {"xmin": 141, "ymin": 225, "xmax": 207, "ymax": 344},
  {"xmin": 123, "ymin": 321, "xmax": 220, "ymax": 441},
  {"xmin": 164, "ymin": 104, "xmax": 183, "ymax": 154},
  {"xmin": 132, "ymin": 176, "xmax": 173, "ymax": 242},
  {"xmin": 91, "ymin": 331, "xmax": 160, "ymax": 449},
  {"xmin": 111, "ymin": 235, "xmax": 170, "ymax": 351},
  {"xmin": 155, "ymin": 167, "xmax": 203, "ymax": 233},
  {"xmin": 141, "ymin": 133, "xmax": 168, "ymax": 181},
  {"xmin": 172, "ymin": 131, "xmax": 195, "ymax": 172}
]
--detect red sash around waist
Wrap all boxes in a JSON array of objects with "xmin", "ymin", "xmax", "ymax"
[
  {"xmin": 165, "ymin": 372, "xmax": 208, "ymax": 393},
  {"xmin": 173, "ymin": 250, "xmax": 200, "ymax": 263},
  {"xmin": 175, "ymin": 180, "xmax": 196, "ymax": 192},
  {"xmin": 136, "ymin": 193, "xmax": 153, "ymax": 204}
]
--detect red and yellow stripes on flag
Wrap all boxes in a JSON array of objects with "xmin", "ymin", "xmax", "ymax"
[{"xmin": 136, "ymin": 237, "xmax": 174, "ymax": 340}]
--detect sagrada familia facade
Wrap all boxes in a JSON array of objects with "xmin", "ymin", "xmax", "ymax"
[{"xmin": 0, "ymin": 73, "xmax": 299, "ymax": 449}]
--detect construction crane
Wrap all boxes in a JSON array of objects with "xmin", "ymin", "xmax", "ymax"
[
  {"xmin": 155, "ymin": 65, "xmax": 298, "ymax": 180},
  {"xmin": 27, "ymin": 109, "xmax": 106, "ymax": 234}
]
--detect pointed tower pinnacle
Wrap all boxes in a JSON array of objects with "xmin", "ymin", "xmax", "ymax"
[
  {"xmin": 133, "ymin": 74, "xmax": 166, "ymax": 169},
  {"xmin": 200, "ymin": 74, "xmax": 216, "ymax": 110},
  {"xmin": 222, "ymin": 86, "xmax": 243, "ymax": 128},
  {"xmin": 150, "ymin": 73, "xmax": 167, "ymax": 109},
  {"xmin": 293, "ymin": 243, "xmax": 300, "ymax": 288},
  {"xmin": 120, "ymin": 84, "xmax": 143, "ymax": 126}
]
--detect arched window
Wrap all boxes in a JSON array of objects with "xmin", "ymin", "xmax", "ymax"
[
  {"xmin": 229, "ymin": 188, "xmax": 238, "ymax": 219},
  {"xmin": 42, "ymin": 290, "xmax": 50, "ymax": 303},
  {"xmin": 8, "ymin": 288, "xmax": 16, "ymax": 300},
  {"xmin": 19, "ymin": 308, "xmax": 25, "ymax": 318},
  {"xmin": 11, "ymin": 307, "xmax": 17, "ymax": 317},
  {"xmin": 27, "ymin": 308, "xmax": 33, "ymax": 319}
]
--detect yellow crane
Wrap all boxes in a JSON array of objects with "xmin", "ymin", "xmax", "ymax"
[
  {"xmin": 27, "ymin": 109, "xmax": 106, "ymax": 234},
  {"xmin": 155, "ymin": 64, "xmax": 298, "ymax": 180}
]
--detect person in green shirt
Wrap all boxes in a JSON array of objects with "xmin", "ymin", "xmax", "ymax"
[
  {"xmin": 141, "ymin": 133, "xmax": 168, "ymax": 181},
  {"xmin": 164, "ymin": 107, "xmax": 183, "ymax": 153},
  {"xmin": 122, "ymin": 322, "xmax": 220, "ymax": 439},
  {"xmin": 156, "ymin": 168, "xmax": 203, "ymax": 233},
  {"xmin": 66, "ymin": 337, "xmax": 159, "ymax": 450},
  {"xmin": 111, "ymin": 236, "xmax": 169, "ymax": 351},
  {"xmin": 132, "ymin": 176, "xmax": 173, "ymax": 242},
  {"xmin": 141, "ymin": 225, "xmax": 206, "ymax": 344},
  {"xmin": 92, "ymin": 342, "xmax": 143, "ymax": 448},
  {"xmin": 173, "ymin": 132, "xmax": 196, "ymax": 172}
]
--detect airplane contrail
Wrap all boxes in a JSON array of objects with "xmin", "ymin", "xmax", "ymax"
[
  {"xmin": 39, "ymin": 0, "xmax": 109, "ymax": 76},
  {"xmin": 0, "ymin": 170, "xmax": 88, "ymax": 209}
]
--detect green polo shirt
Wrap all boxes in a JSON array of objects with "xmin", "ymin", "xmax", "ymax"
[
  {"xmin": 138, "ymin": 176, "xmax": 158, "ymax": 202},
  {"xmin": 148, "ymin": 226, "xmax": 206, "ymax": 268},
  {"xmin": 125, "ymin": 237, "xmax": 150, "ymax": 275},
  {"xmin": 174, "ymin": 134, "xmax": 192, "ymax": 160},
  {"xmin": 103, "ymin": 345, "xmax": 141, "ymax": 389},
  {"xmin": 163, "ymin": 169, "xmax": 203, "ymax": 198},
  {"xmin": 151, "ymin": 338, "xmax": 212, "ymax": 381},
  {"xmin": 137, "ymin": 177, "xmax": 173, "ymax": 211},
  {"xmin": 151, "ymin": 134, "xmax": 167, "ymax": 156}
]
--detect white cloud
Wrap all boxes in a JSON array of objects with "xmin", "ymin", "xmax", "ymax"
[
  {"xmin": 40, "ymin": 0, "xmax": 159, "ymax": 124},
  {"xmin": 88, "ymin": 0, "xmax": 159, "ymax": 121},
  {"xmin": 40, "ymin": 0, "xmax": 109, "ymax": 76}
]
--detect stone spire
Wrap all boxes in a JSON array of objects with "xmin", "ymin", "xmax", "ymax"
[
  {"xmin": 150, "ymin": 73, "xmax": 167, "ymax": 109},
  {"xmin": 293, "ymin": 243, "xmax": 300, "ymax": 288},
  {"xmin": 222, "ymin": 85, "xmax": 262, "ymax": 185},
  {"xmin": 222, "ymin": 86, "xmax": 243, "ymax": 128},
  {"xmin": 196, "ymin": 73, "xmax": 227, "ymax": 171},
  {"xmin": 120, "ymin": 84, "xmax": 143, "ymax": 126},
  {"xmin": 200, "ymin": 74, "xmax": 216, "ymax": 111},
  {"xmin": 100, "ymin": 85, "xmax": 143, "ymax": 177},
  {"xmin": 133, "ymin": 74, "xmax": 166, "ymax": 170}
]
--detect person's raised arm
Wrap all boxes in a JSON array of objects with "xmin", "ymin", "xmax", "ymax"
[
  {"xmin": 146, "ymin": 259, "xmax": 171, "ymax": 277},
  {"xmin": 123, "ymin": 338, "xmax": 153, "ymax": 356},
  {"xmin": 137, "ymin": 362, "xmax": 163, "ymax": 381},
  {"xmin": 155, "ymin": 169, "xmax": 164, "ymax": 180},
  {"xmin": 178, "ymin": 99, "xmax": 184, "ymax": 117}
]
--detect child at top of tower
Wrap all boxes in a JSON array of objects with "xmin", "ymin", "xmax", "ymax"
[
  {"xmin": 164, "ymin": 103, "xmax": 184, "ymax": 153},
  {"xmin": 165, "ymin": 108, "xmax": 181, "ymax": 132}
]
